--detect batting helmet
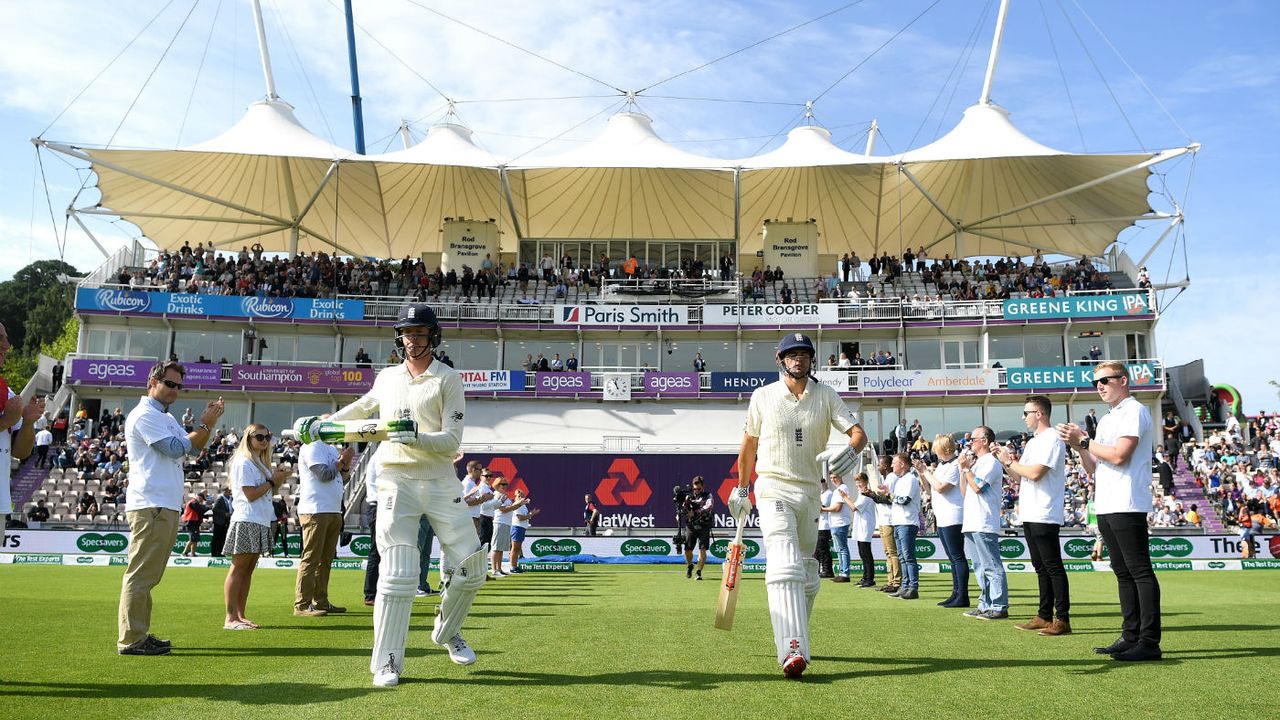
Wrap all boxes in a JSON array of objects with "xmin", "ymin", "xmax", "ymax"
[
  {"xmin": 776, "ymin": 332, "xmax": 816, "ymax": 357},
  {"xmin": 393, "ymin": 303, "xmax": 443, "ymax": 355}
]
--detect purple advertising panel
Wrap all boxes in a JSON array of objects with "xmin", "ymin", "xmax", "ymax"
[
  {"xmin": 643, "ymin": 372, "xmax": 700, "ymax": 396},
  {"xmin": 70, "ymin": 359, "xmax": 221, "ymax": 388},
  {"xmin": 533, "ymin": 371, "xmax": 590, "ymax": 395},
  {"xmin": 232, "ymin": 364, "xmax": 375, "ymax": 393},
  {"xmin": 459, "ymin": 452, "xmax": 755, "ymax": 529}
]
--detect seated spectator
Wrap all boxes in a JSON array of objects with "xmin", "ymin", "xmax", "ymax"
[
  {"xmin": 76, "ymin": 492, "xmax": 99, "ymax": 519},
  {"xmin": 28, "ymin": 500, "xmax": 51, "ymax": 523}
]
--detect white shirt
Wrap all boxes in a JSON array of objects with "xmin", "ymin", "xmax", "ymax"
[
  {"xmin": 1094, "ymin": 396, "xmax": 1155, "ymax": 514},
  {"xmin": 744, "ymin": 378, "xmax": 858, "ymax": 492},
  {"xmin": 0, "ymin": 389, "xmax": 17, "ymax": 514},
  {"xmin": 829, "ymin": 483, "xmax": 853, "ymax": 528},
  {"xmin": 228, "ymin": 455, "xmax": 275, "ymax": 526},
  {"xmin": 35, "ymin": 429, "xmax": 53, "ymax": 447},
  {"xmin": 489, "ymin": 492, "xmax": 515, "ymax": 525},
  {"xmin": 364, "ymin": 458, "xmax": 379, "ymax": 504},
  {"xmin": 124, "ymin": 396, "xmax": 188, "ymax": 512},
  {"xmin": 887, "ymin": 470, "xmax": 921, "ymax": 526},
  {"xmin": 1017, "ymin": 427, "xmax": 1068, "ymax": 524},
  {"xmin": 930, "ymin": 459, "xmax": 964, "ymax": 527},
  {"xmin": 818, "ymin": 489, "xmax": 832, "ymax": 531},
  {"xmin": 297, "ymin": 441, "xmax": 343, "ymax": 514},
  {"xmin": 852, "ymin": 493, "xmax": 876, "ymax": 543},
  {"xmin": 477, "ymin": 479, "xmax": 496, "ymax": 517},
  {"xmin": 331, "ymin": 359, "xmax": 465, "ymax": 482},
  {"xmin": 962, "ymin": 454, "xmax": 1004, "ymax": 534},
  {"xmin": 513, "ymin": 501, "xmax": 533, "ymax": 529},
  {"xmin": 461, "ymin": 476, "xmax": 486, "ymax": 518}
]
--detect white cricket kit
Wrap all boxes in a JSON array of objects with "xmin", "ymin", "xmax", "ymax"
[
  {"xmin": 1093, "ymin": 396, "xmax": 1155, "ymax": 515},
  {"xmin": 1017, "ymin": 428, "xmax": 1067, "ymax": 525},
  {"xmin": 743, "ymin": 378, "xmax": 859, "ymax": 668},
  {"xmin": 0, "ymin": 388, "xmax": 17, "ymax": 514},
  {"xmin": 330, "ymin": 359, "xmax": 483, "ymax": 681}
]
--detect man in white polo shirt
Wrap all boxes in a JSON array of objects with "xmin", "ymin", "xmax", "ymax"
[
  {"xmin": 295, "ymin": 437, "xmax": 353, "ymax": 617},
  {"xmin": 959, "ymin": 425, "xmax": 1008, "ymax": 620},
  {"xmin": 1059, "ymin": 361, "xmax": 1160, "ymax": 662},
  {"xmin": 118, "ymin": 360, "xmax": 223, "ymax": 655},
  {"xmin": 730, "ymin": 332, "xmax": 866, "ymax": 679},
  {"xmin": 998, "ymin": 395, "xmax": 1070, "ymax": 636}
]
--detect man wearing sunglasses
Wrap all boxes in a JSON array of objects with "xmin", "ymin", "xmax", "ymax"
[
  {"xmin": 1056, "ymin": 361, "xmax": 1160, "ymax": 662},
  {"xmin": 118, "ymin": 360, "xmax": 224, "ymax": 656}
]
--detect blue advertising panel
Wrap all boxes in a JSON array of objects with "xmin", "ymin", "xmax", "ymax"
[
  {"xmin": 1002, "ymin": 292, "xmax": 1152, "ymax": 320},
  {"xmin": 709, "ymin": 372, "xmax": 778, "ymax": 393},
  {"xmin": 1007, "ymin": 362, "xmax": 1159, "ymax": 390},
  {"xmin": 76, "ymin": 288, "xmax": 364, "ymax": 321}
]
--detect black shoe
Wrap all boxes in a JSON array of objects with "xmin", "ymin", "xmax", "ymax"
[
  {"xmin": 1111, "ymin": 643, "xmax": 1162, "ymax": 662},
  {"xmin": 687, "ymin": 564, "xmax": 693, "ymax": 579},
  {"xmin": 897, "ymin": 589, "xmax": 919, "ymax": 600},
  {"xmin": 937, "ymin": 594, "xmax": 957, "ymax": 607},
  {"xmin": 144, "ymin": 635, "xmax": 172, "ymax": 649},
  {"xmin": 818, "ymin": 571, "xmax": 835, "ymax": 579},
  {"xmin": 695, "ymin": 570, "xmax": 703, "ymax": 581},
  {"xmin": 119, "ymin": 640, "xmax": 170, "ymax": 656},
  {"xmin": 942, "ymin": 598, "xmax": 971, "ymax": 608},
  {"xmin": 978, "ymin": 609, "xmax": 1009, "ymax": 620},
  {"xmin": 1093, "ymin": 638, "xmax": 1137, "ymax": 655}
]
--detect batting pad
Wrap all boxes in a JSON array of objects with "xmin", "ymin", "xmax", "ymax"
[
  {"xmin": 370, "ymin": 543, "xmax": 417, "ymax": 674},
  {"xmin": 432, "ymin": 544, "xmax": 488, "ymax": 645},
  {"xmin": 765, "ymin": 542, "xmax": 810, "ymax": 664}
]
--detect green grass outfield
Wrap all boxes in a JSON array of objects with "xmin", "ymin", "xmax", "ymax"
[{"xmin": 1, "ymin": 565, "xmax": 1276, "ymax": 719}]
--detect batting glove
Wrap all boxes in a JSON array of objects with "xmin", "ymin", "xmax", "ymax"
[
  {"xmin": 386, "ymin": 419, "xmax": 419, "ymax": 445},
  {"xmin": 727, "ymin": 487, "xmax": 753, "ymax": 521},
  {"xmin": 817, "ymin": 445, "xmax": 858, "ymax": 477},
  {"xmin": 291, "ymin": 416, "xmax": 321, "ymax": 444}
]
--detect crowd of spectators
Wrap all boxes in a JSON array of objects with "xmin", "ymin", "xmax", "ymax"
[{"xmin": 1190, "ymin": 416, "xmax": 1280, "ymax": 534}]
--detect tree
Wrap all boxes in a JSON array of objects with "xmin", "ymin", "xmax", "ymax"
[{"xmin": 0, "ymin": 259, "xmax": 79, "ymax": 351}]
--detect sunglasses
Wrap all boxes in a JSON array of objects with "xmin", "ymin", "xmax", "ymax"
[
  {"xmin": 494, "ymin": 482, "xmax": 508, "ymax": 488},
  {"xmin": 1022, "ymin": 410, "xmax": 1040, "ymax": 416},
  {"xmin": 252, "ymin": 433, "xmax": 272, "ymax": 442},
  {"xmin": 1092, "ymin": 375, "xmax": 1125, "ymax": 387},
  {"xmin": 160, "ymin": 379, "xmax": 184, "ymax": 390}
]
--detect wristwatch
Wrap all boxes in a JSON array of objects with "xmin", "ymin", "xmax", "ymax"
[
  {"xmin": 198, "ymin": 423, "xmax": 210, "ymax": 432},
  {"xmin": 1079, "ymin": 438, "xmax": 1090, "ymax": 450}
]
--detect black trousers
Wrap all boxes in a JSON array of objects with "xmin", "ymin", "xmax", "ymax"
[
  {"xmin": 815, "ymin": 529, "xmax": 833, "ymax": 574},
  {"xmin": 480, "ymin": 515, "xmax": 495, "ymax": 544},
  {"xmin": 857, "ymin": 541, "xmax": 876, "ymax": 583},
  {"xmin": 211, "ymin": 522, "xmax": 229, "ymax": 557},
  {"xmin": 363, "ymin": 502, "xmax": 381, "ymax": 601},
  {"xmin": 1098, "ymin": 512, "xmax": 1161, "ymax": 646},
  {"xmin": 1023, "ymin": 521, "xmax": 1070, "ymax": 621}
]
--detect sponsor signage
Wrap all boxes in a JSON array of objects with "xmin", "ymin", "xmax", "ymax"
[
  {"xmin": 1242, "ymin": 559, "xmax": 1280, "ymax": 570},
  {"xmin": 76, "ymin": 532, "xmax": 129, "ymax": 554},
  {"xmin": 77, "ymin": 288, "xmax": 364, "ymax": 321},
  {"xmin": 711, "ymin": 538, "xmax": 761, "ymax": 560},
  {"xmin": 643, "ymin": 372, "xmax": 700, "ymax": 397},
  {"xmin": 620, "ymin": 539, "xmax": 673, "ymax": 556},
  {"xmin": 999, "ymin": 538, "xmax": 1027, "ymax": 559},
  {"xmin": 530, "ymin": 539, "xmax": 583, "ymax": 557},
  {"xmin": 12, "ymin": 553, "xmax": 62, "ymax": 565},
  {"xmin": 69, "ymin": 359, "xmax": 221, "ymax": 388},
  {"xmin": 709, "ymin": 372, "xmax": 778, "ymax": 393},
  {"xmin": 914, "ymin": 539, "xmax": 937, "ymax": 559},
  {"xmin": 814, "ymin": 371, "xmax": 851, "ymax": 392},
  {"xmin": 554, "ymin": 305, "xmax": 691, "ymax": 326},
  {"xmin": 702, "ymin": 303, "xmax": 839, "ymax": 326},
  {"xmin": 1151, "ymin": 560, "xmax": 1193, "ymax": 571},
  {"xmin": 232, "ymin": 364, "xmax": 375, "ymax": 393},
  {"xmin": 535, "ymin": 371, "xmax": 590, "ymax": 395},
  {"xmin": 859, "ymin": 369, "xmax": 999, "ymax": 393},
  {"xmin": 348, "ymin": 535, "xmax": 374, "ymax": 557},
  {"xmin": 1002, "ymin": 292, "xmax": 1152, "ymax": 320},
  {"xmin": 520, "ymin": 561, "xmax": 575, "ymax": 572},
  {"xmin": 1007, "ymin": 363, "xmax": 1160, "ymax": 390},
  {"xmin": 460, "ymin": 370, "xmax": 525, "ymax": 392}
]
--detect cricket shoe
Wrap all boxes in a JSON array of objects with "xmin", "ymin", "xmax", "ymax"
[
  {"xmin": 782, "ymin": 653, "xmax": 807, "ymax": 679},
  {"xmin": 372, "ymin": 659, "xmax": 400, "ymax": 688},
  {"xmin": 440, "ymin": 633, "xmax": 476, "ymax": 665}
]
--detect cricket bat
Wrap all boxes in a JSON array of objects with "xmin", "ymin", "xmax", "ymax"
[
  {"xmin": 283, "ymin": 416, "xmax": 413, "ymax": 444},
  {"xmin": 714, "ymin": 516, "xmax": 747, "ymax": 631}
]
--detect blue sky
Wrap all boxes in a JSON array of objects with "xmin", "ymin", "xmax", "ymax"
[{"xmin": 1, "ymin": 1, "xmax": 1276, "ymax": 410}]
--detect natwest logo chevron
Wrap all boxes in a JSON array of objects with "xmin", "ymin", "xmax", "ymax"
[
  {"xmin": 487, "ymin": 457, "xmax": 529, "ymax": 498},
  {"xmin": 717, "ymin": 458, "xmax": 758, "ymax": 507},
  {"xmin": 595, "ymin": 458, "xmax": 651, "ymax": 506}
]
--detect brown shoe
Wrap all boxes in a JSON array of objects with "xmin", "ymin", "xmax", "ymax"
[
  {"xmin": 293, "ymin": 607, "xmax": 328, "ymax": 617},
  {"xmin": 1015, "ymin": 617, "xmax": 1052, "ymax": 632},
  {"xmin": 1039, "ymin": 619, "xmax": 1072, "ymax": 636}
]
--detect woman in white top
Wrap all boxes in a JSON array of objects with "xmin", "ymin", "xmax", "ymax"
[
  {"xmin": 846, "ymin": 474, "xmax": 879, "ymax": 587},
  {"xmin": 821, "ymin": 473, "xmax": 854, "ymax": 582},
  {"xmin": 510, "ymin": 489, "xmax": 540, "ymax": 574},
  {"xmin": 915, "ymin": 435, "xmax": 970, "ymax": 608},
  {"xmin": 222, "ymin": 423, "xmax": 292, "ymax": 630}
]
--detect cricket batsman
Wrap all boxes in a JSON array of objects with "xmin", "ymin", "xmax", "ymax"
[
  {"xmin": 730, "ymin": 333, "xmax": 866, "ymax": 678},
  {"xmin": 297, "ymin": 303, "xmax": 485, "ymax": 687}
]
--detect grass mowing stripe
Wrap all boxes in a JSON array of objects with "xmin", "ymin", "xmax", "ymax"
[{"xmin": 0, "ymin": 566, "xmax": 1276, "ymax": 719}]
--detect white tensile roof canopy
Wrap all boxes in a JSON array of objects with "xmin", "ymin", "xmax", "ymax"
[{"xmin": 45, "ymin": 95, "xmax": 1192, "ymax": 262}]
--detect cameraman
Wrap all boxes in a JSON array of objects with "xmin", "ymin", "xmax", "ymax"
[{"xmin": 682, "ymin": 476, "xmax": 715, "ymax": 580}]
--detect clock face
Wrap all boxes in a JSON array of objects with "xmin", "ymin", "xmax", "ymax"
[{"xmin": 607, "ymin": 378, "xmax": 624, "ymax": 392}]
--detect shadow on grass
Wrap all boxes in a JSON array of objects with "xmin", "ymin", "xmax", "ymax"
[{"xmin": 0, "ymin": 681, "xmax": 375, "ymax": 704}]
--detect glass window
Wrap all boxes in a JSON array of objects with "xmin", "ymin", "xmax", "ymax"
[
  {"xmin": 260, "ymin": 334, "xmax": 295, "ymax": 363},
  {"xmin": 87, "ymin": 329, "xmax": 107, "ymax": 356},
  {"xmin": 173, "ymin": 331, "xmax": 238, "ymax": 364},
  {"xmin": 742, "ymin": 341, "xmax": 779, "ymax": 372},
  {"xmin": 904, "ymin": 339, "xmax": 941, "ymax": 370},
  {"xmin": 505, "ymin": 337, "xmax": 579, "ymax": 370},
  {"xmin": 989, "ymin": 335, "xmax": 1023, "ymax": 368},
  {"xmin": 944, "ymin": 406, "xmax": 983, "ymax": 440},
  {"xmin": 296, "ymin": 335, "xmax": 336, "ymax": 364},
  {"xmin": 985, "ymin": 404, "xmax": 1025, "ymax": 435},
  {"xmin": 343, "ymin": 336, "xmax": 396, "ymax": 366},
  {"xmin": 129, "ymin": 329, "xmax": 167, "ymax": 361},
  {"xmin": 1024, "ymin": 335, "xmax": 1064, "ymax": 367},
  {"xmin": 435, "ymin": 339, "xmax": 498, "ymax": 370},
  {"xmin": 668, "ymin": 340, "xmax": 735, "ymax": 372},
  {"xmin": 906, "ymin": 407, "xmax": 944, "ymax": 442},
  {"xmin": 1107, "ymin": 335, "xmax": 1127, "ymax": 362},
  {"xmin": 1070, "ymin": 401, "xmax": 1110, "ymax": 426}
]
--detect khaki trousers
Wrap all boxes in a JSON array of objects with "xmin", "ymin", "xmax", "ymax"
[
  {"xmin": 879, "ymin": 524, "xmax": 902, "ymax": 586},
  {"xmin": 295, "ymin": 512, "xmax": 342, "ymax": 610},
  {"xmin": 118, "ymin": 507, "xmax": 180, "ymax": 649}
]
